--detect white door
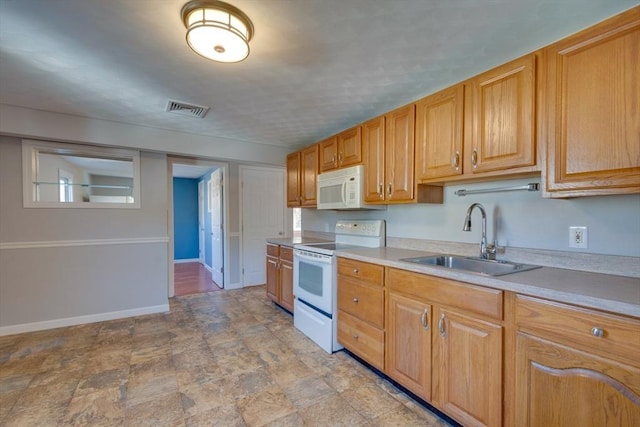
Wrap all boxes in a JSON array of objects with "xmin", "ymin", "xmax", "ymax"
[
  {"xmin": 241, "ymin": 166, "xmax": 285, "ymax": 286},
  {"xmin": 198, "ymin": 180, "xmax": 205, "ymax": 264},
  {"xmin": 210, "ymin": 169, "xmax": 224, "ymax": 287}
]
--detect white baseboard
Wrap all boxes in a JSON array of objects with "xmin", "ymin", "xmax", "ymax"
[
  {"xmin": 174, "ymin": 258, "xmax": 200, "ymax": 264},
  {"xmin": 203, "ymin": 264, "xmax": 213, "ymax": 272},
  {"xmin": 0, "ymin": 304, "xmax": 170, "ymax": 337}
]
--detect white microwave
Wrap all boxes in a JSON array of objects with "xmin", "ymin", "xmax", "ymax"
[{"xmin": 316, "ymin": 165, "xmax": 385, "ymax": 210}]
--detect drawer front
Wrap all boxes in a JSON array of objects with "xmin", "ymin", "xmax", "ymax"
[
  {"xmin": 280, "ymin": 246, "xmax": 293, "ymax": 262},
  {"xmin": 338, "ymin": 276, "xmax": 384, "ymax": 328},
  {"xmin": 338, "ymin": 309, "xmax": 384, "ymax": 370},
  {"xmin": 338, "ymin": 258, "xmax": 384, "ymax": 286},
  {"xmin": 516, "ymin": 295, "xmax": 640, "ymax": 366},
  {"xmin": 386, "ymin": 267, "xmax": 503, "ymax": 320},
  {"xmin": 267, "ymin": 243, "xmax": 280, "ymax": 257}
]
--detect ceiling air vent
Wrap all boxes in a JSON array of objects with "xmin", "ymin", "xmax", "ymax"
[{"xmin": 165, "ymin": 100, "xmax": 210, "ymax": 119}]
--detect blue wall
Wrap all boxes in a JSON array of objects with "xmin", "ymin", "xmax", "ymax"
[{"xmin": 173, "ymin": 178, "xmax": 199, "ymax": 260}]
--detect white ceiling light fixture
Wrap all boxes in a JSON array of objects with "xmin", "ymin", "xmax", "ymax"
[{"xmin": 181, "ymin": 0, "xmax": 254, "ymax": 63}]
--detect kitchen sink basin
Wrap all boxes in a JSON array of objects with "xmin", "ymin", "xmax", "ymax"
[{"xmin": 399, "ymin": 255, "xmax": 541, "ymax": 276}]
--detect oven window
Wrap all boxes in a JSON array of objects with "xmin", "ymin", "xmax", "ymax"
[{"xmin": 298, "ymin": 261, "xmax": 324, "ymax": 297}]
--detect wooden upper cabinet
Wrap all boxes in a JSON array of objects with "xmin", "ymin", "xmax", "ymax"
[
  {"xmin": 319, "ymin": 127, "xmax": 363, "ymax": 172},
  {"xmin": 385, "ymin": 104, "xmax": 416, "ymax": 202},
  {"xmin": 416, "ymin": 84, "xmax": 465, "ymax": 180},
  {"xmin": 337, "ymin": 126, "xmax": 363, "ymax": 168},
  {"xmin": 286, "ymin": 151, "xmax": 301, "ymax": 207},
  {"xmin": 300, "ymin": 144, "xmax": 318, "ymax": 206},
  {"xmin": 318, "ymin": 136, "xmax": 338, "ymax": 172},
  {"xmin": 543, "ymin": 7, "xmax": 640, "ymax": 197},
  {"xmin": 286, "ymin": 145, "xmax": 318, "ymax": 207},
  {"xmin": 466, "ymin": 54, "xmax": 537, "ymax": 174},
  {"xmin": 362, "ymin": 115, "xmax": 386, "ymax": 202}
]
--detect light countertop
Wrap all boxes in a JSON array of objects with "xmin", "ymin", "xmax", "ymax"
[{"xmin": 335, "ymin": 247, "xmax": 640, "ymax": 318}]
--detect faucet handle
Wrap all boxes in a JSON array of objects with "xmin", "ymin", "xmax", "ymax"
[{"xmin": 485, "ymin": 242, "xmax": 497, "ymax": 260}]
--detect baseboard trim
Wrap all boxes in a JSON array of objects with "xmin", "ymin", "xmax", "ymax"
[
  {"xmin": 0, "ymin": 304, "xmax": 170, "ymax": 336},
  {"xmin": 174, "ymin": 258, "xmax": 200, "ymax": 264}
]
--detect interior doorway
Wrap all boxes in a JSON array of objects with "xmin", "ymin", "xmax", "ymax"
[{"xmin": 168, "ymin": 157, "xmax": 229, "ymax": 297}]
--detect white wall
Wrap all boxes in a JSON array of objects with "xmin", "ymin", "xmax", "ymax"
[
  {"xmin": 302, "ymin": 177, "xmax": 640, "ymax": 257},
  {"xmin": 0, "ymin": 136, "xmax": 169, "ymax": 334},
  {"xmin": 0, "ymin": 104, "xmax": 291, "ymax": 166}
]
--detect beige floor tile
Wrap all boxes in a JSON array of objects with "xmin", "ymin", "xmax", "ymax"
[
  {"xmin": 284, "ymin": 376, "xmax": 336, "ymax": 409},
  {"xmin": 0, "ymin": 286, "xmax": 450, "ymax": 427},
  {"xmin": 184, "ymin": 405, "xmax": 247, "ymax": 427},
  {"xmin": 237, "ymin": 385, "xmax": 296, "ymax": 427},
  {"xmin": 341, "ymin": 382, "xmax": 403, "ymax": 419},
  {"xmin": 124, "ymin": 391, "xmax": 184, "ymax": 427},
  {"xmin": 297, "ymin": 394, "xmax": 370, "ymax": 427},
  {"xmin": 63, "ymin": 387, "xmax": 125, "ymax": 426}
]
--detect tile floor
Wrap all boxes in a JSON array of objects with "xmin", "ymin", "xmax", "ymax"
[{"xmin": 0, "ymin": 286, "xmax": 451, "ymax": 426}]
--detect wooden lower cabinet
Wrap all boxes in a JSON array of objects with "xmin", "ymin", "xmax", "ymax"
[
  {"xmin": 432, "ymin": 307, "xmax": 503, "ymax": 427},
  {"xmin": 337, "ymin": 258, "xmax": 385, "ymax": 370},
  {"xmin": 265, "ymin": 244, "xmax": 294, "ymax": 312},
  {"xmin": 514, "ymin": 295, "xmax": 640, "ymax": 427},
  {"xmin": 386, "ymin": 291, "xmax": 432, "ymax": 400},
  {"xmin": 385, "ymin": 267, "xmax": 503, "ymax": 427},
  {"xmin": 515, "ymin": 333, "xmax": 640, "ymax": 427}
]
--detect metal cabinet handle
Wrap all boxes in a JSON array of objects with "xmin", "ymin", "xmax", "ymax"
[
  {"xmin": 421, "ymin": 308, "xmax": 429, "ymax": 330},
  {"xmin": 388, "ymin": 183, "xmax": 392, "ymax": 196},
  {"xmin": 338, "ymin": 153, "xmax": 343, "ymax": 164},
  {"xmin": 352, "ymin": 297, "xmax": 359, "ymax": 303},
  {"xmin": 378, "ymin": 184, "xmax": 383, "ymax": 197},
  {"xmin": 438, "ymin": 313, "xmax": 446, "ymax": 336},
  {"xmin": 353, "ymin": 268, "xmax": 359, "ymax": 274},
  {"xmin": 452, "ymin": 151, "xmax": 460, "ymax": 170},
  {"xmin": 591, "ymin": 327, "xmax": 605, "ymax": 338},
  {"xmin": 332, "ymin": 155, "xmax": 336, "ymax": 165},
  {"xmin": 471, "ymin": 149, "xmax": 478, "ymax": 168},
  {"xmin": 353, "ymin": 334, "xmax": 359, "ymax": 340}
]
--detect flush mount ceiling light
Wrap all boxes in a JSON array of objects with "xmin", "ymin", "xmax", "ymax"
[{"xmin": 181, "ymin": 0, "xmax": 254, "ymax": 63}]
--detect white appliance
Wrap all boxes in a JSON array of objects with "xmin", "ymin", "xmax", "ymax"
[
  {"xmin": 316, "ymin": 165, "xmax": 386, "ymax": 210},
  {"xmin": 293, "ymin": 220, "xmax": 386, "ymax": 353}
]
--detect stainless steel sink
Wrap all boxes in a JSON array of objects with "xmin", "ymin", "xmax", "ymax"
[{"xmin": 399, "ymin": 255, "xmax": 541, "ymax": 276}]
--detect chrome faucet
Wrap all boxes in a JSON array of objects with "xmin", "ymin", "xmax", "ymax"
[{"xmin": 463, "ymin": 203, "xmax": 496, "ymax": 260}]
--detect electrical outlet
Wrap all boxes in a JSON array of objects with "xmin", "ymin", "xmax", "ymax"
[{"xmin": 569, "ymin": 226, "xmax": 588, "ymax": 249}]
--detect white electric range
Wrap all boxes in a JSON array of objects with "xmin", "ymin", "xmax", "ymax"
[{"xmin": 293, "ymin": 220, "xmax": 386, "ymax": 353}]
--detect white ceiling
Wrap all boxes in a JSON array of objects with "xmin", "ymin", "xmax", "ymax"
[{"xmin": 0, "ymin": 0, "xmax": 634, "ymax": 154}]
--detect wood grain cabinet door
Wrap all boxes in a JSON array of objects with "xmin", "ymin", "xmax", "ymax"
[
  {"xmin": 386, "ymin": 292, "xmax": 431, "ymax": 400},
  {"xmin": 416, "ymin": 84, "xmax": 465, "ymax": 180},
  {"xmin": 467, "ymin": 54, "xmax": 536, "ymax": 174},
  {"xmin": 515, "ymin": 333, "xmax": 640, "ymax": 427},
  {"xmin": 318, "ymin": 136, "xmax": 338, "ymax": 172},
  {"xmin": 544, "ymin": 10, "xmax": 640, "ymax": 196},
  {"xmin": 279, "ymin": 260, "xmax": 294, "ymax": 312},
  {"xmin": 300, "ymin": 145, "xmax": 318, "ymax": 206},
  {"xmin": 337, "ymin": 126, "xmax": 363, "ymax": 168},
  {"xmin": 286, "ymin": 152, "xmax": 301, "ymax": 207},
  {"xmin": 385, "ymin": 104, "xmax": 415, "ymax": 202},
  {"xmin": 266, "ymin": 255, "xmax": 279, "ymax": 302},
  {"xmin": 362, "ymin": 115, "xmax": 386, "ymax": 202},
  {"xmin": 432, "ymin": 307, "xmax": 503, "ymax": 427}
]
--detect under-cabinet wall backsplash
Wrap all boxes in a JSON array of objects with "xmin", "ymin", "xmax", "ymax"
[{"xmin": 301, "ymin": 178, "xmax": 640, "ymax": 258}]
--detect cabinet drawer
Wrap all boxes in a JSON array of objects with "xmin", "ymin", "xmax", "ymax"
[
  {"xmin": 267, "ymin": 244, "xmax": 279, "ymax": 257},
  {"xmin": 338, "ymin": 309, "xmax": 384, "ymax": 370},
  {"xmin": 280, "ymin": 246, "xmax": 293, "ymax": 262},
  {"xmin": 516, "ymin": 295, "xmax": 640, "ymax": 366},
  {"xmin": 386, "ymin": 268, "xmax": 503, "ymax": 320},
  {"xmin": 338, "ymin": 258, "xmax": 384, "ymax": 285},
  {"xmin": 337, "ymin": 276, "xmax": 384, "ymax": 328}
]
